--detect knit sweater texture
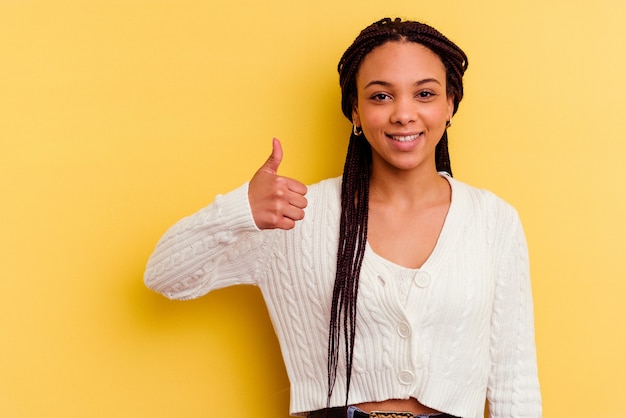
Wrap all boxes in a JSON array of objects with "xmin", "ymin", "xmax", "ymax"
[{"xmin": 144, "ymin": 175, "xmax": 541, "ymax": 417}]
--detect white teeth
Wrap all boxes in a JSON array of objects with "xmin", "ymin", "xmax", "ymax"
[{"xmin": 391, "ymin": 134, "xmax": 420, "ymax": 142}]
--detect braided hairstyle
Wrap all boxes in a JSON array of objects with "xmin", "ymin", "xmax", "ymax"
[{"xmin": 328, "ymin": 17, "xmax": 469, "ymax": 406}]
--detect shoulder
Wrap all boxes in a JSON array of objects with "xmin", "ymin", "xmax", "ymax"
[
  {"xmin": 305, "ymin": 176, "xmax": 342, "ymax": 205},
  {"xmin": 445, "ymin": 175, "xmax": 523, "ymax": 241},
  {"xmin": 447, "ymin": 175, "xmax": 519, "ymax": 218},
  {"xmin": 307, "ymin": 176, "xmax": 342, "ymax": 193}
]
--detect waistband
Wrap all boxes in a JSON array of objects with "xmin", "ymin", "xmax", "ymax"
[{"xmin": 308, "ymin": 407, "xmax": 458, "ymax": 418}]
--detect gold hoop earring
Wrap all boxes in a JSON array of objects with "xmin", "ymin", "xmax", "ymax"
[
  {"xmin": 353, "ymin": 125, "xmax": 363, "ymax": 136},
  {"xmin": 446, "ymin": 118, "xmax": 452, "ymax": 128}
]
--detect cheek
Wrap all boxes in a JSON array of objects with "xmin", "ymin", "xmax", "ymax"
[
  {"xmin": 425, "ymin": 104, "xmax": 450, "ymax": 124},
  {"xmin": 359, "ymin": 107, "xmax": 386, "ymax": 129}
]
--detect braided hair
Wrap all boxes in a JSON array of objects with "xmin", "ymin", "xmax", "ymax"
[{"xmin": 328, "ymin": 17, "xmax": 469, "ymax": 406}]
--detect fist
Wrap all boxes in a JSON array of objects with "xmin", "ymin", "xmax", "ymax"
[{"xmin": 248, "ymin": 138, "xmax": 308, "ymax": 230}]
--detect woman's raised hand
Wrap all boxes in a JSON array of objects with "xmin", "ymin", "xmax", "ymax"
[{"xmin": 248, "ymin": 138, "xmax": 308, "ymax": 230}]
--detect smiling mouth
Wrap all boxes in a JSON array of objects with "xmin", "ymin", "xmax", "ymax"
[{"xmin": 388, "ymin": 133, "xmax": 422, "ymax": 142}]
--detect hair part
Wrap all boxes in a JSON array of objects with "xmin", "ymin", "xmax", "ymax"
[{"xmin": 328, "ymin": 17, "xmax": 468, "ymax": 407}]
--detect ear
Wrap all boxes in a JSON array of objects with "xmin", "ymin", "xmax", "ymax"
[
  {"xmin": 352, "ymin": 107, "xmax": 361, "ymax": 127},
  {"xmin": 446, "ymin": 95, "xmax": 454, "ymax": 120}
]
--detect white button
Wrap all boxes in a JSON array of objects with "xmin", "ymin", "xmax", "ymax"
[
  {"xmin": 398, "ymin": 370, "xmax": 414, "ymax": 385},
  {"xmin": 414, "ymin": 271, "xmax": 431, "ymax": 288},
  {"xmin": 397, "ymin": 322, "xmax": 411, "ymax": 338}
]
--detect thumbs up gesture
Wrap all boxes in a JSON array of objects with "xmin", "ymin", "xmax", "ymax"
[{"xmin": 248, "ymin": 138, "xmax": 308, "ymax": 230}]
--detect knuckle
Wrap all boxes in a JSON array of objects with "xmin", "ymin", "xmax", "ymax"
[{"xmin": 272, "ymin": 189, "xmax": 286, "ymax": 199}]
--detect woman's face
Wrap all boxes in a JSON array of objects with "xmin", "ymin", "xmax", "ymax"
[{"xmin": 352, "ymin": 41, "xmax": 453, "ymax": 175}]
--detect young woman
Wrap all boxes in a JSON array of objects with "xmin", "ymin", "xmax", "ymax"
[{"xmin": 144, "ymin": 18, "xmax": 542, "ymax": 418}]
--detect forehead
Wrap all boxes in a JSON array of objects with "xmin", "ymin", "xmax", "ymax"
[{"xmin": 356, "ymin": 41, "xmax": 446, "ymax": 86}]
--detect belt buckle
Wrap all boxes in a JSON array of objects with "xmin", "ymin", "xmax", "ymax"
[{"xmin": 369, "ymin": 412, "xmax": 413, "ymax": 418}]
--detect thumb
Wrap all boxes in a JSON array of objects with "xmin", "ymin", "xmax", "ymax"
[{"xmin": 264, "ymin": 137, "xmax": 283, "ymax": 174}]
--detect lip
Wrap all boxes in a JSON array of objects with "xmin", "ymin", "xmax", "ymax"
[{"xmin": 386, "ymin": 132, "xmax": 423, "ymax": 142}]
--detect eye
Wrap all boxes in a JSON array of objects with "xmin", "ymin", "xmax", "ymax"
[
  {"xmin": 416, "ymin": 90, "xmax": 436, "ymax": 99},
  {"xmin": 370, "ymin": 93, "xmax": 392, "ymax": 102}
]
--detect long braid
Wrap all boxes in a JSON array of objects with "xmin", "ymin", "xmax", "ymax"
[
  {"xmin": 328, "ymin": 17, "xmax": 468, "ymax": 406},
  {"xmin": 328, "ymin": 131, "xmax": 371, "ymax": 403},
  {"xmin": 436, "ymin": 131, "xmax": 453, "ymax": 175}
]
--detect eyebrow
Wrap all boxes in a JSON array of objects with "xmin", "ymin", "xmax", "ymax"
[{"xmin": 363, "ymin": 78, "xmax": 442, "ymax": 89}]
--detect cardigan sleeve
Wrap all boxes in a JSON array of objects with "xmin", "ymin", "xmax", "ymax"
[
  {"xmin": 487, "ymin": 209, "xmax": 542, "ymax": 417},
  {"xmin": 143, "ymin": 182, "xmax": 273, "ymax": 300}
]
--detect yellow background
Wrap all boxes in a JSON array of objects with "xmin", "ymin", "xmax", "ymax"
[{"xmin": 1, "ymin": 1, "xmax": 625, "ymax": 417}]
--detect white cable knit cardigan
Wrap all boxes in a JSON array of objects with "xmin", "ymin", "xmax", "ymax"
[{"xmin": 144, "ymin": 175, "xmax": 541, "ymax": 417}]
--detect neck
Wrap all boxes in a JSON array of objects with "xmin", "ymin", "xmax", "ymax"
[{"xmin": 369, "ymin": 166, "xmax": 448, "ymax": 207}]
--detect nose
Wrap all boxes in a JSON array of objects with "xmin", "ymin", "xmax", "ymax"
[{"xmin": 390, "ymin": 96, "xmax": 417, "ymax": 125}]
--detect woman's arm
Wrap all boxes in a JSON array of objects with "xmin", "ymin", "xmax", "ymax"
[
  {"xmin": 487, "ymin": 210, "xmax": 542, "ymax": 417},
  {"xmin": 143, "ymin": 183, "xmax": 268, "ymax": 300},
  {"xmin": 144, "ymin": 138, "xmax": 307, "ymax": 300}
]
